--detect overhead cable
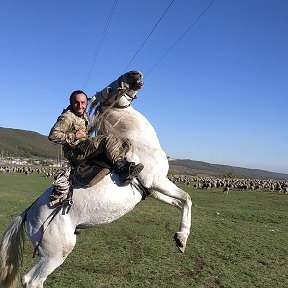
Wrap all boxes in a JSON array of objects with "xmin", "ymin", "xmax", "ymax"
[
  {"xmin": 145, "ymin": 0, "xmax": 217, "ymax": 78},
  {"xmin": 83, "ymin": 0, "xmax": 118, "ymax": 88},
  {"xmin": 122, "ymin": 0, "xmax": 176, "ymax": 74}
]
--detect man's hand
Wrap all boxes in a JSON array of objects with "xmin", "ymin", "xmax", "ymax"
[{"xmin": 75, "ymin": 130, "xmax": 87, "ymax": 140}]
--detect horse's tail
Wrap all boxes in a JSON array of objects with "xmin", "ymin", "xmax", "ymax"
[{"xmin": 0, "ymin": 210, "xmax": 27, "ymax": 288}]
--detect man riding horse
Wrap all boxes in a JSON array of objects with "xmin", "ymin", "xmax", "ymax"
[
  {"xmin": 48, "ymin": 78, "xmax": 144, "ymax": 185},
  {"xmin": 0, "ymin": 71, "xmax": 192, "ymax": 288}
]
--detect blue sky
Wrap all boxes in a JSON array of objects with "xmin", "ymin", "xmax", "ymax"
[{"xmin": 1, "ymin": 0, "xmax": 287, "ymax": 174}]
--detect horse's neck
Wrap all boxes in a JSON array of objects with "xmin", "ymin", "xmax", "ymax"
[{"xmin": 98, "ymin": 106, "xmax": 161, "ymax": 148}]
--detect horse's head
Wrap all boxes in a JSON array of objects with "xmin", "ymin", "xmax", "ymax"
[
  {"xmin": 88, "ymin": 70, "xmax": 144, "ymax": 133},
  {"xmin": 89, "ymin": 71, "xmax": 144, "ymax": 111},
  {"xmin": 118, "ymin": 70, "xmax": 144, "ymax": 92}
]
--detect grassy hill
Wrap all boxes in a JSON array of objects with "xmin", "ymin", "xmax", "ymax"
[
  {"xmin": 0, "ymin": 127, "xmax": 287, "ymax": 179},
  {"xmin": 169, "ymin": 159, "xmax": 288, "ymax": 180},
  {"xmin": 0, "ymin": 127, "xmax": 58, "ymax": 159}
]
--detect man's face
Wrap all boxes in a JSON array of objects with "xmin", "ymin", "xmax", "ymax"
[{"xmin": 71, "ymin": 93, "xmax": 87, "ymax": 116}]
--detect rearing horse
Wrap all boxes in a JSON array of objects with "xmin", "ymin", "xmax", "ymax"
[
  {"xmin": 89, "ymin": 70, "xmax": 192, "ymax": 250},
  {"xmin": 0, "ymin": 71, "xmax": 192, "ymax": 288}
]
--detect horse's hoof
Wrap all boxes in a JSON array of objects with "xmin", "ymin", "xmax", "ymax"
[
  {"xmin": 74, "ymin": 229, "xmax": 82, "ymax": 235},
  {"xmin": 178, "ymin": 246, "xmax": 185, "ymax": 253},
  {"xmin": 174, "ymin": 232, "xmax": 187, "ymax": 253}
]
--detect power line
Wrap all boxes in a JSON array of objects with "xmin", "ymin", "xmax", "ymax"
[
  {"xmin": 145, "ymin": 0, "xmax": 217, "ymax": 78},
  {"xmin": 122, "ymin": 0, "xmax": 176, "ymax": 74},
  {"xmin": 83, "ymin": 0, "xmax": 118, "ymax": 88}
]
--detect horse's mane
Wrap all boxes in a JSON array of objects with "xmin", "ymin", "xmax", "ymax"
[{"xmin": 87, "ymin": 96, "xmax": 124, "ymax": 138}]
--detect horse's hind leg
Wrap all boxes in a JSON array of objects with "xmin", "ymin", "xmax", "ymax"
[
  {"xmin": 22, "ymin": 232, "xmax": 76, "ymax": 287},
  {"xmin": 150, "ymin": 190, "xmax": 183, "ymax": 209},
  {"xmin": 150, "ymin": 178, "xmax": 192, "ymax": 252}
]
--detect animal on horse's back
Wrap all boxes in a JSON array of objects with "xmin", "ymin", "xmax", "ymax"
[{"xmin": 0, "ymin": 71, "xmax": 192, "ymax": 288}]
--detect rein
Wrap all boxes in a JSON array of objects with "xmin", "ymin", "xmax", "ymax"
[{"xmin": 89, "ymin": 86, "xmax": 135, "ymax": 132}]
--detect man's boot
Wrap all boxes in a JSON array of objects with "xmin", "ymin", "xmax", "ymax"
[{"xmin": 113, "ymin": 160, "xmax": 144, "ymax": 184}]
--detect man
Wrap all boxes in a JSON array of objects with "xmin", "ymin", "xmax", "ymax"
[{"xmin": 48, "ymin": 90, "xmax": 143, "ymax": 184}]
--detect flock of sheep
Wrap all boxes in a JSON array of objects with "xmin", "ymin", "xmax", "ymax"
[
  {"xmin": 168, "ymin": 174, "xmax": 288, "ymax": 195},
  {"xmin": 0, "ymin": 165, "xmax": 59, "ymax": 177},
  {"xmin": 1, "ymin": 165, "xmax": 287, "ymax": 195}
]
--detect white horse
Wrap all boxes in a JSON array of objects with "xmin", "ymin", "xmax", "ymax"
[{"xmin": 0, "ymin": 71, "xmax": 192, "ymax": 288}]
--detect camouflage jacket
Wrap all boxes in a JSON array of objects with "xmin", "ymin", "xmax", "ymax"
[{"xmin": 48, "ymin": 106, "xmax": 89, "ymax": 157}]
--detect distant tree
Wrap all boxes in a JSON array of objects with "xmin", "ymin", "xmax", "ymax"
[{"xmin": 223, "ymin": 172, "xmax": 241, "ymax": 179}]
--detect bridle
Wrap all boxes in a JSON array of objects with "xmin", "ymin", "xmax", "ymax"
[
  {"xmin": 87, "ymin": 73, "xmax": 143, "ymax": 131},
  {"xmin": 100, "ymin": 93, "xmax": 135, "ymax": 109},
  {"xmin": 99, "ymin": 77, "xmax": 140, "ymax": 109}
]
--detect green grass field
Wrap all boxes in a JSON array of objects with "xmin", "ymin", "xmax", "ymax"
[{"xmin": 0, "ymin": 173, "xmax": 287, "ymax": 288}]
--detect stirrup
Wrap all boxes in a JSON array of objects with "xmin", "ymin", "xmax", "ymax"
[{"xmin": 123, "ymin": 163, "xmax": 144, "ymax": 184}]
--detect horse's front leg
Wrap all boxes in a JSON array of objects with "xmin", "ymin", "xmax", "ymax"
[{"xmin": 149, "ymin": 178, "xmax": 192, "ymax": 253}]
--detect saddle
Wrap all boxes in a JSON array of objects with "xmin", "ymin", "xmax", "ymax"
[
  {"xmin": 71, "ymin": 155, "xmax": 112, "ymax": 188},
  {"xmin": 72, "ymin": 158, "xmax": 149, "ymax": 200},
  {"xmin": 51, "ymin": 155, "xmax": 149, "ymax": 205}
]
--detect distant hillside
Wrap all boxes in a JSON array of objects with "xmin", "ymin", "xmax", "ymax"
[
  {"xmin": 1, "ymin": 127, "xmax": 287, "ymax": 180},
  {"xmin": 169, "ymin": 159, "xmax": 288, "ymax": 180},
  {"xmin": 0, "ymin": 127, "xmax": 58, "ymax": 159}
]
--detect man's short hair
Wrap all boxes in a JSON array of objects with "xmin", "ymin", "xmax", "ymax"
[{"xmin": 69, "ymin": 90, "xmax": 88, "ymax": 104}]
